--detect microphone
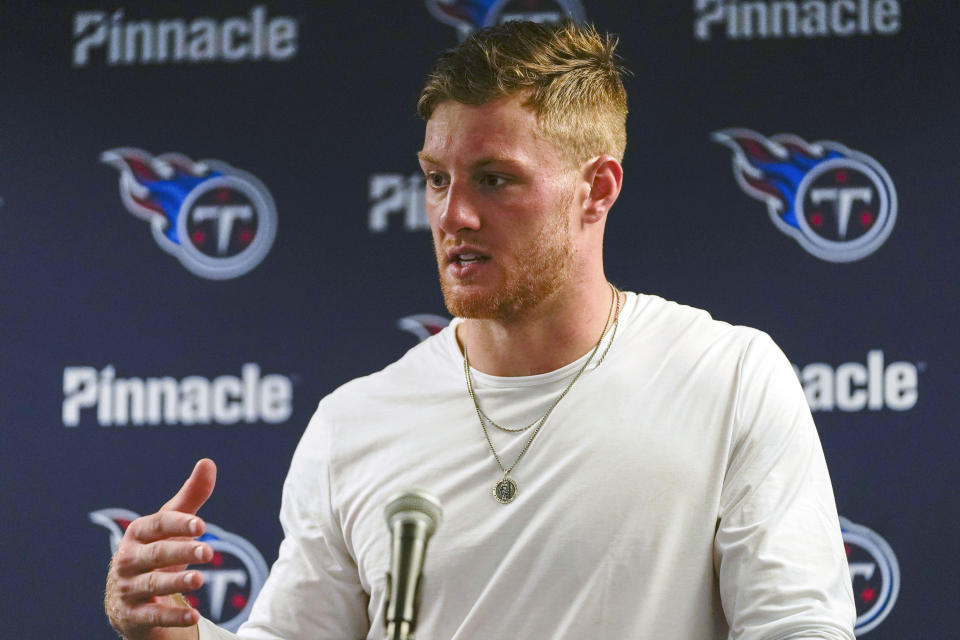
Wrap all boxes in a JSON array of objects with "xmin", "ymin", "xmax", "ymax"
[{"xmin": 384, "ymin": 490, "xmax": 443, "ymax": 640}]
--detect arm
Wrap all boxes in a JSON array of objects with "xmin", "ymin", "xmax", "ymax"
[
  {"xmin": 107, "ymin": 406, "xmax": 370, "ymax": 640},
  {"xmin": 232, "ymin": 403, "xmax": 370, "ymax": 638},
  {"xmin": 104, "ymin": 459, "xmax": 217, "ymax": 640},
  {"xmin": 715, "ymin": 334, "xmax": 856, "ymax": 640}
]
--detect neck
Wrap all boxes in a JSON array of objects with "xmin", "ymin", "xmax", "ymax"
[{"xmin": 456, "ymin": 277, "xmax": 616, "ymax": 377}]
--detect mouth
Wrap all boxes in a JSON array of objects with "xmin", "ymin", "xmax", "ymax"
[
  {"xmin": 446, "ymin": 247, "xmax": 490, "ymax": 267},
  {"xmin": 444, "ymin": 247, "xmax": 492, "ymax": 278},
  {"xmin": 451, "ymin": 253, "xmax": 488, "ymax": 266}
]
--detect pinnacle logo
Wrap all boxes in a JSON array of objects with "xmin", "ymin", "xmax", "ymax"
[
  {"xmin": 73, "ymin": 6, "xmax": 298, "ymax": 67},
  {"xmin": 792, "ymin": 350, "xmax": 919, "ymax": 412},
  {"xmin": 368, "ymin": 173, "xmax": 428, "ymax": 232},
  {"xmin": 90, "ymin": 509, "xmax": 268, "ymax": 632},
  {"xmin": 694, "ymin": 0, "xmax": 902, "ymax": 41},
  {"xmin": 426, "ymin": 0, "xmax": 586, "ymax": 41},
  {"xmin": 840, "ymin": 516, "xmax": 900, "ymax": 635},
  {"xmin": 713, "ymin": 129, "xmax": 897, "ymax": 262},
  {"xmin": 62, "ymin": 363, "xmax": 293, "ymax": 427},
  {"xmin": 102, "ymin": 148, "xmax": 277, "ymax": 279}
]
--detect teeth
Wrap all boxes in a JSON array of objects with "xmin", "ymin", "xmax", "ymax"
[{"xmin": 457, "ymin": 253, "xmax": 483, "ymax": 263}]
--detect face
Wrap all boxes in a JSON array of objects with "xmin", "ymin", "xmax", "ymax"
[{"xmin": 419, "ymin": 94, "xmax": 580, "ymax": 320}]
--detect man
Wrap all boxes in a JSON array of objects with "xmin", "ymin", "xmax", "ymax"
[{"xmin": 104, "ymin": 21, "xmax": 856, "ymax": 639}]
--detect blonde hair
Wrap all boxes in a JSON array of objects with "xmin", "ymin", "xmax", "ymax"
[{"xmin": 417, "ymin": 20, "xmax": 628, "ymax": 165}]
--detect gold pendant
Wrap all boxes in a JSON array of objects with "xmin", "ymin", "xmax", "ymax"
[{"xmin": 492, "ymin": 477, "xmax": 518, "ymax": 504}]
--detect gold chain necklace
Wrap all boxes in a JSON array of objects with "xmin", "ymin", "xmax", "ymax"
[{"xmin": 463, "ymin": 284, "xmax": 621, "ymax": 504}]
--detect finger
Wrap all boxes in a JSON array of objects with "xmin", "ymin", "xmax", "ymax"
[
  {"xmin": 126, "ymin": 511, "xmax": 205, "ymax": 543},
  {"xmin": 125, "ymin": 601, "xmax": 200, "ymax": 628},
  {"xmin": 115, "ymin": 539, "xmax": 212, "ymax": 576},
  {"xmin": 161, "ymin": 458, "xmax": 217, "ymax": 515},
  {"xmin": 118, "ymin": 569, "xmax": 204, "ymax": 600}
]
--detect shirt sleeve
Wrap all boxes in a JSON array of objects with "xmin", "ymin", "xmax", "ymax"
[
  {"xmin": 198, "ymin": 616, "xmax": 241, "ymax": 640},
  {"xmin": 224, "ymin": 403, "xmax": 370, "ymax": 639},
  {"xmin": 715, "ymin": 332, "xmax": 856, "ymax": 640}
]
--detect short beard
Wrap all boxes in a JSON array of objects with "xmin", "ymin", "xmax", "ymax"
[{"xmin": 436, "ymin": 190, "xmax": 575, "ymax": 320}]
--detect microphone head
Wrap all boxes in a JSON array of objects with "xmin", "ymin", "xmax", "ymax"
[{"xmin": 384, "ymin": 489, "xmax": 443, "ymax": 536}]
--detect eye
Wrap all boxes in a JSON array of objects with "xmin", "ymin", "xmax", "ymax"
[
  {"xmin": 479, "ymin": 174, "xmax": 506, "ymax": 188},
  {"xmin": 425, "ymin": 172, "xmax": 448, "ymax": 189}
]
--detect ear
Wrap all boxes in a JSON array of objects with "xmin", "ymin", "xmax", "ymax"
[{"xmin": 580, "ymin": 155, "xmax": 623, "ymax": 225}]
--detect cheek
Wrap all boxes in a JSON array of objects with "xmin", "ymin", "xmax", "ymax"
[
  {"xmin": 425, "ymin": 195, "xmax": 446, "ymax": 230},
  {"xmin": 430, "ymin": 227, "xmax": 443, "ymax": 253},
  {"xmin": 500, "ymin": 192, "xmax": 562, "ymax": 233}
]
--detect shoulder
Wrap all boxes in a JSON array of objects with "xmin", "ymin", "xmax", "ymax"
[
  {"xmin": 291, "ymin": 322, "xmax": 465, "ymax": 476},
  {"xmin": 310, "ymin": 321, "xmax": 461, "ymax": 427},
  {"xmin": 624, "ymin": 292, "xmax": 770, "ymax": 363},
  {"xmin": 607, "ymin": 293, "xmax": 796, "ymax": 407}
]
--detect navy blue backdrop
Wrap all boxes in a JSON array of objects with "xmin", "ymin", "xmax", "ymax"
[{"xmin": 1, "ymin": 1, "xmax": 957, "ymax": 637}]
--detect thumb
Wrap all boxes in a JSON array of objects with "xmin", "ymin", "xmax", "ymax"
[{"xmin": 161, "ymin": 458, "xmax": 217, "ymax": 515}]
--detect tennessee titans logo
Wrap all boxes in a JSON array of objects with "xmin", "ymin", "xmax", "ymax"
[
  {"xmin": 90, "ymin": 508, "xmax": 269, "ymax": 632},
  {"xmin": 713, "ymin": 129, "xmax": 897, "ymax": 262},
  {"xmin": 426, "ymin": 0, "xmax": 586, "ymax": 40},
  {"xmin": 840, "ymin": 516, "xmax": 900, "ymax": 635},
  {"xmin": 397, "ymin": 314, "xmax": 450, "ymax": 342},
  {"xmin": 102, "ymin": 148, "xmax": 277, "ymax": 279}
]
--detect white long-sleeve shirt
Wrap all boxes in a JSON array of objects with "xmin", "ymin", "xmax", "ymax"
[{"xmin": 200, "ymin": 293, "xmax": 855, "ymax": 639}]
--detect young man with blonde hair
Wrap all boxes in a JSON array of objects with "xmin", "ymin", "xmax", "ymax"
[{"xmin": 104, "ymin": 21, "xmax": 856, "ymax": 639}]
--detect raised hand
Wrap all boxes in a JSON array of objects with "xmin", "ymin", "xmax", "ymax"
[{"xmin": 105, "ymin": 459, "xmax": 218, "ymax": 640}]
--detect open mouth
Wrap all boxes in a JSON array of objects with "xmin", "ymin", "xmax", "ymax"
[
  {"xmin": 453, "ymin": 253, "xmax": 488, "ymax": 266},
  {"xmin": 446, "ymin": 246, "xmax": 490, "ymax": 267}
]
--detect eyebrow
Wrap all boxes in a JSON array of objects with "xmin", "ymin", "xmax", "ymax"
[
  {"xmin": 416, "ymin": 151, "xmax": 524, "ymax": 170},
  {"xmin": 416, "ymin": 151, "xmax": 440, "ymax": 165}
]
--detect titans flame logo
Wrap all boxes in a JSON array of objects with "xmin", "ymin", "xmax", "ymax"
[
  {"xmin": 102, "ymin": 148, "xmax": 277, "ymax": 279},
  {"xmin": 426, "ymin": 0, "xmax": 586, "ymax": 40},
  {"xmin": 397, "ymin": 314, "xmax": 450, "ymax": 342},
  {"xmin": 840, "ymin": 516, "xmax": 900, "ymax": 635},
  {"xmin": 713, "ymin": 129, "xmax": 897, "ymax": 262}
]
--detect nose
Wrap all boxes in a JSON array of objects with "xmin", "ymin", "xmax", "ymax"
[{"xmin": 437, "ymin": 180, "xmax": 482, "ymax": 235}]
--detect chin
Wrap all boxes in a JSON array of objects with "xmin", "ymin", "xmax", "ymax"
[
  {"xmin": 440, "ymin": 283, "xmax": 501, "ymax": 319},
  {"xmin": 440, "ymin": 278, "xmax": 551, "ymax": 320}
]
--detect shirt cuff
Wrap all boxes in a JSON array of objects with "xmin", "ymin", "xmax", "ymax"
[{"xmin": 197, "ymin": 616, "xmax": 240, "ymax": 640}]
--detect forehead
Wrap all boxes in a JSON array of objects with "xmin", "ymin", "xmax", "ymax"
[{"xmin": 420, "ymin": 95, "xmax": 561, "ymax": 168}]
